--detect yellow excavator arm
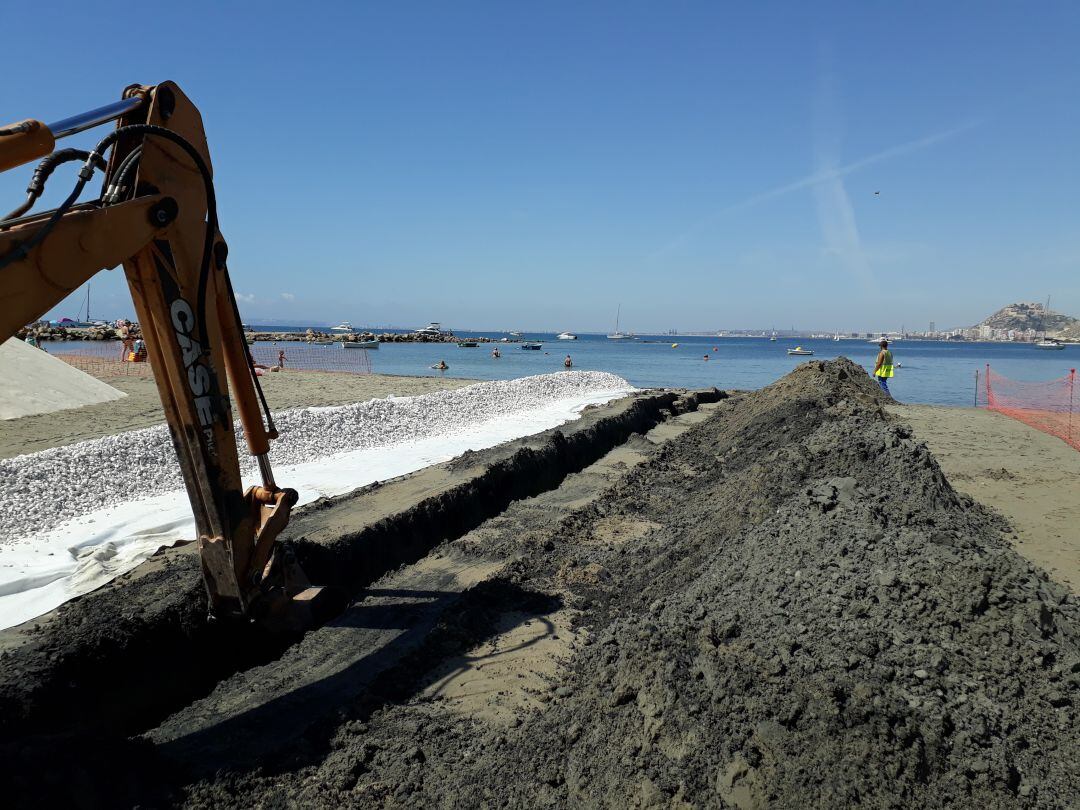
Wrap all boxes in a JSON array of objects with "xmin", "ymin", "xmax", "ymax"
[{"xmin": 0, "ymin": 83, "xmax": 327, "ymax": 630}]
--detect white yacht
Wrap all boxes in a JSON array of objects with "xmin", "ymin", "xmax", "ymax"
[
  {"xmin": 509, "ymin": 329, "xmax": 524, "ymax": 337},
  {"xmin": 557, "ymin": 332, "xmax": 578, "ymax": 340},
  {"xmin": 331, "ymin": 321, "xmax": 353, "ymax": 332},
  {"xmin": 1035, "ymin": 338, "xmax": 1065, "ymax": 350},
  {"xmin": 1035, "ymin": 297, "xmax": 1065, "ymax": 349},
  {"xmin": 415, "ymin": 322, "xmax": 444, "ymax": 337}
]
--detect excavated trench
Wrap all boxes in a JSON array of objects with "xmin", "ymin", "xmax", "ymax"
[{"xmin": 0, "ymin": 388, "xmax": 721, "ymax": 752}]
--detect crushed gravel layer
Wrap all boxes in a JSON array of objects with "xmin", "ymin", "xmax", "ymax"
[
  {"xmin": 0, "ymin": 371, "xmax": 629, "ymax": 544},
  {"xmin": 187, "ymin": 358, "xmax": 1080, "ymax": 808}
]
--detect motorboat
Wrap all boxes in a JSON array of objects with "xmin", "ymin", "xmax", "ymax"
[
  {"xmin": 457, "ymin": 340, "xmax": 479, "ymax": 348},
  {"xmin": 331, "ymin": 321, "xmax": 353, "ymax": 332},
  {"xmin": 509, "ymin": 330, "xmax": 524, "ymax": 337},
  {"xmin": 342, "ymin": 340, "xmax": 379, "ymax": 349},
  {"xmin": 521, "ymin": 341, "xmax": 543, "ymax": 350},
  {"xmin": 1035, "ymin": 339, "xmax": 1065, "ymax": 350},
  {"xmin": 557, "ymin": 332, "xmax": 578, "ymax": 340},
  {"xmin": 787, "ymin": 346, "xmax": 814, "ymax": 356},
  {"xmin": 415, "ymin": 322, "xmax": 444, "ymax": 337},
  {"xmin": 607, "ymin": 304, "xmax": 632, "ymax": 339}
]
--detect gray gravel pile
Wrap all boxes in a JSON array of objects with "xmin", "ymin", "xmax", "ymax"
[
  {"xmin": 0, "ymin": 371, "xmax": 629, "ymax": 544},
  {"xmin": 189, "ymin": 358, "xmax": 1080, "ymax": 808}
]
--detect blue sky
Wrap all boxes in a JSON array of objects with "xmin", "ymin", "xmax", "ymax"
[{"xmin": 4, "ymin": 1, "xmax": 1079, "ymax": 333}]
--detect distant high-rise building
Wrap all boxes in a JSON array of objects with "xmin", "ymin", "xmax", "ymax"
[{"xmin": 929, "ymin": 321, "xmax": 935, "ymax": 333}]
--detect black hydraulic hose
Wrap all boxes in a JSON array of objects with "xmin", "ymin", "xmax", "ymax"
[
  {"xmin": 103, "ymin": 145, "xmax": 142, "ymax": 204},
  {"xmin": 86, "ymin": 124, "xmax": 218, "ymax": 350},
  {"xmin": 1, "ymin": 148, "xmax": 106, "ymax": 224},
  {"xmin": 0, "ymin": 176, "xmax": 90, "ymax": 269},
  {"xmin": 1, "ymin": 194, "xmax": 35, "ymax": 224}
]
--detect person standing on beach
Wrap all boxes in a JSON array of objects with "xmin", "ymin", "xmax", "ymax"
[{"xmin": 873, "ymin": 339, "xmax": 894, "ymax": 395}]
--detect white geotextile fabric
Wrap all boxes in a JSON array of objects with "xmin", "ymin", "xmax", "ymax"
[{"xmin": 0, "ymin": 372, "xmax": 634, "ymax": 630}]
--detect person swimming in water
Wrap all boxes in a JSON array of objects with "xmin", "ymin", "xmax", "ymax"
[
  {"xmin": 564, "ymin": 355, "xmax": 572, "ymax": 368},
  {"xmin": 432, "ymin": 360, "xmax": 449, "ymax": 370}
]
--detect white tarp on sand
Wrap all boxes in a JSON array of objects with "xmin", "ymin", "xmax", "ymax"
[
  {"xmin": 0, "ymin": 372, "xmax": 634, "ymax": 630},
  {"xmin": 0, "ymin": 338, "xmax": 127, "ymax": 420}
]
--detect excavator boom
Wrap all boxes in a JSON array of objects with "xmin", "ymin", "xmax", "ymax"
[{"xmin": 0, "ymin": 83, "xmax": 327, "ymax": 630}]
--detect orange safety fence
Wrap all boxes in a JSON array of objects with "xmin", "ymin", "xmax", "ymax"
[
  {"xmin": 50, "ymin": 339, "xmax": 373, "ymax": 379},
  {"xmin": 979, "ymin": 365, "xmax": 1078, "ymax": 451}
]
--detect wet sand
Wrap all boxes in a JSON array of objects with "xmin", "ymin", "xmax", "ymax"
[
  {"xmin": 0, "ymin": 371, "xmax": 476, "ymax": 459},
  {"xmin": 890, "ymin": 403, "xmax": 1080, "ymax": 592}
]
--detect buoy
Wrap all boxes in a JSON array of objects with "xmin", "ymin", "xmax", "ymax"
[{"xmin": 671, "ymin": 343, "xmax": 679, "ymax": 348}]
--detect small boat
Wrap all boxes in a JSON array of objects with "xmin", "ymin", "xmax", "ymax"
[
  {"xmin": 557, "ymin": 332, "xmax": 578, "ymax": 340},
  {"xmin": 509, "ymin": 330, "xmax": 523, "ymax": 337},
  {"xmin": 787, "ymin": 346, "xmax": 814, "ymax": 356},
  {"xmin": 311, "ymin": 339, "xmax": 334, "ymax": 345},
  {"xmin": 342, "ymin": 340, "xmax": 379, "ymax": 349},
  {"xmin": 457, "ymin": 340, "xmax": 479, "ymax": 348},
  {"xmin": 1035, "ymin": 339, "xmax": 1065, "ymax": 350},
  {"xmin": 331, "ymin": 321, "xmax": 353, "ymax": 332},
  {"xmin": 521, "ymin": 341, "xmax": 543, "ymax": 350}
]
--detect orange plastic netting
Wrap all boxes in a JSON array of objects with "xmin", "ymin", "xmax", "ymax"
[{"xmin": 981, "ymin": 365, "xmax": 1078, "ymax": 451}]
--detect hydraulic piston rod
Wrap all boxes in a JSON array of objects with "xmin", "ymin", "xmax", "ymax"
[
  {"xmin": 0, "ymin": 95, "xmax": 146, "ymax": 172},
  {"xmin": 46, "ymin": 96, "xmax": 146, "ymax": 140}
]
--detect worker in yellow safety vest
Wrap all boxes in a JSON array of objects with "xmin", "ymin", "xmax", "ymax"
[{"xmin": 873, "ymin": 339, "xmax": 894, "ymax": 395}]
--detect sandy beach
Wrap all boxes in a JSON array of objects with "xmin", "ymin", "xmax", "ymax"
[
  {"xmin": 890, "ymin": 403, "xmax": 1080, "ymax": 592},
  {"xmin": 0, "ymin": 371, "xmax": 477, "ymax": 459}
]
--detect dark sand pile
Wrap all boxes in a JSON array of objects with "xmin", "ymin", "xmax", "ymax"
[
  {"xmin": 183, "ymin": 358, "xmax": 1078, "ymax": 808},
  {"xmin": 3, "ymin": 358, "xmax": 1076, "ymax": 808}
]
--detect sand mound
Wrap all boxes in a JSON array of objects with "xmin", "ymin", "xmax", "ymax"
[
  {"xmin": 203, "ymin": 357, "xmax": 1078, "ymax": 808},
  {"xmin": 0, "ymin": 339, "xmax": 126, "ymax": 420}
]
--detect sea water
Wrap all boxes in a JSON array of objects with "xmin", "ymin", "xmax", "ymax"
[
  {"xmin": 280, "ymin": 333, "xmax": 1074, "ymax": 406},
  {"xmin": 52, "ymin": 331, "xmax": 1077, "ymax": 407}
]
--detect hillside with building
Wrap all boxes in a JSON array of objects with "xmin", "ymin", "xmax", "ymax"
[{"xmin": 961, "ymin": 301, "xmax": 1079, "ymax": 342}]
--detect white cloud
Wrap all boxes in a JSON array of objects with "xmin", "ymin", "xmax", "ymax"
[{"xmin": 236, "ymin": 293, "xmax": 256, "ymax": 303}]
